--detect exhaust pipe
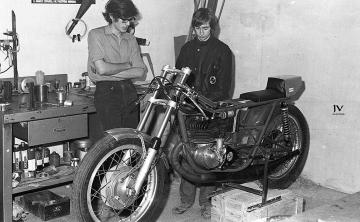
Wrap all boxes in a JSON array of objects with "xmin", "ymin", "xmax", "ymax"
[{"xmin": 169, "ymin": 142, "xmax": 300, "ymax": 184}]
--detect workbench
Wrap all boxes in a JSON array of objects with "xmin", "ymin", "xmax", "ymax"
[{"xmin": 0, "ymin": 90, "xmax": 96, "ymax": 222}]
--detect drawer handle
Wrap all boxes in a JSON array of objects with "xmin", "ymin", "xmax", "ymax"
[{"xmin": 54, "ymin": 128, "xmax": 66, "ymax": 132}]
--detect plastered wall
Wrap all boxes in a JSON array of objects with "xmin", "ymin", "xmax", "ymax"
[
  {"xmin": 0, "ymin": 0, "xmax": 193, "ymax": 82},
  {"xmin": 219, "ymin": 0, "xmax": 360, "ymax": 193},
  {"xmin": 1, "ymin": 0, "xmax": 359, "ymax": 193}
]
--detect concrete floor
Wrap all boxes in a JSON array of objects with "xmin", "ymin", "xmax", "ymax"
[{"xmin": 17, "ymin": 176, "xmax": 348, "ymax": 222}]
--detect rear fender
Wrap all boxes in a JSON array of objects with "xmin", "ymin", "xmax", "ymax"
[{"xmin": 105, "ymin": 128, "xmax": 170, "ymax": 170}]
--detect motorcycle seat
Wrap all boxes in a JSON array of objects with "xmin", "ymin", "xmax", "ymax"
[
  {"xmin": 240, "ymin": 89, "xmax": 284, "ymax": 102},
  {"xmin": 239, "ymin": 76, "xmax": 294, "ymax": 102}
]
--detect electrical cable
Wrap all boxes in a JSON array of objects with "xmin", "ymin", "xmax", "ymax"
[
  {"xmin": 0, "ymin": 41, "xmax": 14, "ymax": 75},
  {"xmin": 65, "ymin": 18, "xmax": 88, "ymax": 42},
  {"xmin": 0, "ymin": 64, "xmax": 13, "ymax": 74}
]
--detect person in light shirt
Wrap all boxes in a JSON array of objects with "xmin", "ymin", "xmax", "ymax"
[{"xmin": 87, "ymin": 0, "xmax": 147, "ymax": 132}]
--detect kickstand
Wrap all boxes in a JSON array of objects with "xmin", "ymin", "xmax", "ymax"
[{"xmin": 208, "ymin": 153, "xmax": 282, "ymax": 212}]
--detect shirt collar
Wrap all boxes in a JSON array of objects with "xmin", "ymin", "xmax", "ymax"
[{"xmin": 104, "ymin": 25, "xmax": 132, "ymax": 40}]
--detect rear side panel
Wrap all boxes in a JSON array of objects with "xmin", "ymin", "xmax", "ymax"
[{"xmin": 240, "ymin": 104, "xmax": 273, "ymax": 127}]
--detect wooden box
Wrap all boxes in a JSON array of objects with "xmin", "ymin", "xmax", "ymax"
[
  {"xmin": 20, "ymin": 190, "xmax": 70, "ymax": 221},
  {"xmin": 211, "ymin": 183, "xmax": 303, "ymax": 222}
]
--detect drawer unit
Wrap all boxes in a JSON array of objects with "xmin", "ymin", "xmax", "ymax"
[{"xmin": 13, "ymin": 114, "xmax": 88, "ymax": 146}]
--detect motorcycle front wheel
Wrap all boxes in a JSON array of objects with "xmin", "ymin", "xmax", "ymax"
[
  {"xmin": 72, "ymin": 134, "xmax": 169, "ymax": 222},
  {"xmin": 260, "ymin": 104, "xmax": 310, "ymax": 189}
]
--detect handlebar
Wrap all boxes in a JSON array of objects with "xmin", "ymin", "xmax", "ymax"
[{"xmin": 145, "ymin": 65, "xmax": 230, "ymax": 120}]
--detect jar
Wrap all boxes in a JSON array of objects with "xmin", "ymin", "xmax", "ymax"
[{"xmin": 49, "ymin": 151, "xmax": 60, "ymax": 167}]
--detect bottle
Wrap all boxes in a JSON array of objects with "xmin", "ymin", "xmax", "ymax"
[
  {"xmin": 20, "ymin": 142, "xmax": 28, "ymax": 170},
  {"xmin": 13, "ymin": 144, "xmax": 20, "ymax": 172},
  {"xmin": 35, "ymin": 147, "xmax": 43, "ymax": 171},
  {"xmin": 43, "ymin": 147, "xmax": 50, "ymax": 168},
  {"xmin": 27, "ymin": 146, "xmax": 36, "ymax": 173}
]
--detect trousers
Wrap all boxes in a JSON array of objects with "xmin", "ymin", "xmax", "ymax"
[
  {"xmin": 180, "ymin": 177, "xmax": 216, "ymax": 207},
  {"xmin": 94, "ymin": 80, "xmax": 139, "ymax": 132}
]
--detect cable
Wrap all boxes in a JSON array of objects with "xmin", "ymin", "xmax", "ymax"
[
  {"xmin": 0, "ymin": 64, "xmax": 13, "ymax": 74},
  {"xmin": 65, "ymin": 18, "xmax": 88, "ymax": 42},
  {"xmin": 0, "ymin": 41, "xmax": 14, "ymax": 75}
]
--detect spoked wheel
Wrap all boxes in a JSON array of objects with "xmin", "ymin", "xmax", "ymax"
[
  {"xmin": 260, "ymin": 105, "xmax": 310, "ymax": 189},
  {"xmin": 73, "ymin": 134, "xmax": 169, "ymax": 222}
]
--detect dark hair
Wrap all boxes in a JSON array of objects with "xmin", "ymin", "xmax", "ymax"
[
  {"xmin": 102, "ymin": 0, "xmax": 139, "ymax": 24},
  {"xmin": 191, "ymin": 8, "xmax": 217, "ymax": 30}
]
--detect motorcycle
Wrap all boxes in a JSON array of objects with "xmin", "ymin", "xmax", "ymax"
[{"xmin": 72, "ymin": 65, "xmax": 310, "ymax": 222}]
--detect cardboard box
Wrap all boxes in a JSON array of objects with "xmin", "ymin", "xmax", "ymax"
[
  {"xmin": 211, "ymin": 183, "xmax": 303, "ymax": 222},
  {"xmin": 20, "ymin": 190, "xmax": 70, "ymax": 221}
]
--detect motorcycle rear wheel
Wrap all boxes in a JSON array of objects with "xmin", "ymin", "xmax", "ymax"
[
  {"xmin": 72, "ymin": 134, "xmax": 169, "ymax": 222},
  {"xmin": 260, "ymin": 104, "xmax": 310, "ymax": 189}
]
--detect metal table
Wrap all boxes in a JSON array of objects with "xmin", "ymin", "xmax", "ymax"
[{"xmin": 0, "ymin": 90, "xmax": 96, "ymax": 222}]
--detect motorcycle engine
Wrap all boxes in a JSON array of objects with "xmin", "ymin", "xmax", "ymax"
[
  {"xmin": 185, "ymin": 115, "xmax": 234, "ymax": 169},
  {"xmin": 191, "ymin": 139, "xmax": 227, "ymax": 169}
]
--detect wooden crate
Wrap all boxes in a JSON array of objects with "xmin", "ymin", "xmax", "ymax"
[{"xmin": 211, "ymin": 183, "xmax": 303, "ymax": 222}]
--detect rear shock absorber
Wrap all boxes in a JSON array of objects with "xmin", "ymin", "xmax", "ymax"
[{"xmin": 280, "ymin": 102, "xmax": 291, "ymax": 142}]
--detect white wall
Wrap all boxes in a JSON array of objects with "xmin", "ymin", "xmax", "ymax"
[
  {"xmin": 0, "ymin": 0, "xmax": 193, "ymax": 82},
  {"xmin": 219, "ymin": 0, "xmax": 360, "ymax": 193},
  {"xmin": 1, "ymin": 0, "xmax": 360, "ymax": 193}
]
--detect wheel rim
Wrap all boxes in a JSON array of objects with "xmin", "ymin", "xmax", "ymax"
[
  {"xmin": 87, "ymin": 143, "xmax": 158, "ymax": 222},
  {"xmin": 267, "ymin": 114, "xmax": 302, "ymax": 179}
]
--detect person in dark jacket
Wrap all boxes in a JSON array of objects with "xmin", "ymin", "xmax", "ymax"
[
  {"xmin": 175, "ymin": 9, "xmax": 232, "ymax": 101},
  {"xmin": 172, "ymin": 8, "xmax": 233, "ymax": 219}
]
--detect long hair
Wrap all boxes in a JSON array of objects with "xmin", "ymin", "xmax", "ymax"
[
  {"xmin": 191, "ymin": 8, "xmax": 217, "ymax": 31},
  {"xmin": 102, "ymin": 0, "xmax": 139, "ymax": 24}
]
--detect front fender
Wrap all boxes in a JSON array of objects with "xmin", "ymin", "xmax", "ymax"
[
  {"xmin": 105, "ymin": 128, "xmax": 152, "ymax": 142},
  {"xmin": 105, "ymin": 128, "xmax": 170, "ymax": 170}
]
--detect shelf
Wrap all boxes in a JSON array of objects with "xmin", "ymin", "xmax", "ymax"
[
  {"xmin": 13, "ymin": 165, "xmax": 75, "ymax": 195},
  {"xmin": 13, "ymin": 173, "xmax": 74, "ymax": 195}
]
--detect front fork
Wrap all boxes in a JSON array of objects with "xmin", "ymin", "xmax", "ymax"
[
  {"xmin": 130, "ymin": 65, "xmax": 190, "ymax": 195},
  {"xmin": 132, "ymin": 100, "xmax": 177, "ymax": 195}
]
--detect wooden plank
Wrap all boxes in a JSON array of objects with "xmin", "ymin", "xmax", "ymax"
[{"xmin": 282, "ymin": 192, "xmax": 360, "ymax": 222}]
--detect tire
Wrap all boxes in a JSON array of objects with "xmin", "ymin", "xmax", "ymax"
[
  {"xmin": 72, "ymin": 134, "xmax": 169, "ymax": 222},
  {"xmin": 260, "ymin": 104, "xmax": 310, "ymax": 189}
]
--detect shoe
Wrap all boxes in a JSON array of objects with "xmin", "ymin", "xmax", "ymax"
[
  {"xmin": 172, "ymin": 202, "xmax": 192, "ymax": 214},
  {"xmin": 200, "ymin": 205, "xmax": 211, "ymax": 219}
]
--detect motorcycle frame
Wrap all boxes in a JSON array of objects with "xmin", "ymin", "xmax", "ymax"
[{"xmin": 132, "ymin": 66, "xmax": 301, "ymax": 193}]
